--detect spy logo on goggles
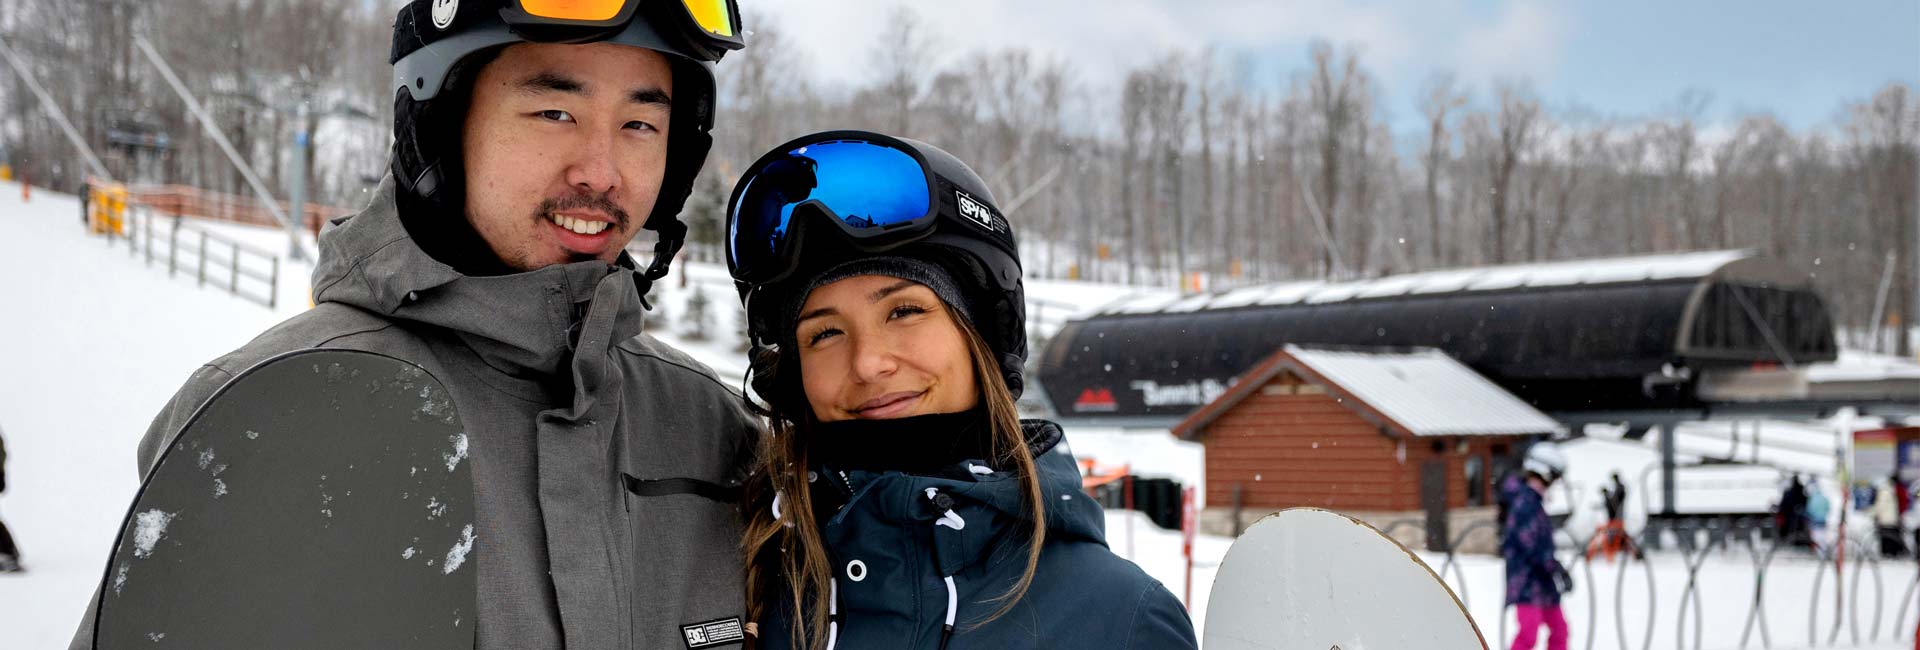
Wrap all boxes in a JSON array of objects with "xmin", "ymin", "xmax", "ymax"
[{"xmin": 957, "ymin": 191, "xmax": 1002, "ymax": 233}]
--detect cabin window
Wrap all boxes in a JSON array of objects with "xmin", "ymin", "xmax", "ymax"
[{"xmin": 1466, "ymin": 456, "xmax": 1487, "ymax": 506}]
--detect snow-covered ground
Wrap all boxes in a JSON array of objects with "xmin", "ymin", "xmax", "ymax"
[
  {"xmin": 2, "ymin": 178, "xmax": 1914, "ymax": 649},
  {"xmin": 0, "ymin": 182, "xmax": 311, "ymax": 648}
]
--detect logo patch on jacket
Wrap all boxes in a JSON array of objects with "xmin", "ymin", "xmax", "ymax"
[{"xmin": 681, "ymin": 617, "xmax": 746, "ymax": 649}]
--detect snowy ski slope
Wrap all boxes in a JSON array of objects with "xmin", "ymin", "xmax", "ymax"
[{"xmin": 1, "ymin": 179, "xmax": 1912, "ymax": 649}]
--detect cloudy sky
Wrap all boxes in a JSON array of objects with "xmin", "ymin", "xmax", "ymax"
[{"xmin": 747, "ymin": 0, "xmax": 1919, "ymax": 136}]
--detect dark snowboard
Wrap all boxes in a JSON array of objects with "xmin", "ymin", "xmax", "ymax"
[{"xmin": 93, "ymin": 349, "xmax": 475, "ymax": 649}]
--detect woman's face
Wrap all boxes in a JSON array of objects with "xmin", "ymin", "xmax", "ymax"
[{"xmin": 795, "ymin": 274, "xmax": 978, "ymax": 422}]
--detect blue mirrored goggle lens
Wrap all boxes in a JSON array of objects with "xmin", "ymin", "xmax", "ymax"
[{"xmin": 729, "ymin": 140, "xmax": 932, "ymax": 280}]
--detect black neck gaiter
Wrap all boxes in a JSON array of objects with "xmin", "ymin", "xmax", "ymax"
[{"xmin": 808, "ymin": 406, "xmax": 996, "ymax": 475}]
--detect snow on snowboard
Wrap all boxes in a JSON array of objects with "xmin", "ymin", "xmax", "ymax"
[
  {"xmin": 1206, "ymin": 508, "xmax": 1487, "ymax": 650},
  {"xmin": 91, "ymin": 349, "xmax": 475, "ymax": 649}
]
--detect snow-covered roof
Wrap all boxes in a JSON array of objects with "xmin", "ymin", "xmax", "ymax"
[
  {"xmin": 1283, "ymin": 346, "xmax": 1568, "ymax": 438},
  {"xmin": 1111, "ymin": 292, "xmax": 1186, "ymax": 314},
  {"xmin": 1806, "ymin": 349, "xmax": 1920, "ymax": 384},
  {"xmin": 1099, "ymin": 250, "xmax": 1753, "ymax": 316},
  {"xmin": 1173, "ymin": 344, "xmax": 1567, "ymax": 440}
]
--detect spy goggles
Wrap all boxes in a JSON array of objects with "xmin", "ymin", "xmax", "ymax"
[{"xmin": 726, "ymin": 131, "xmax": 1013, "ymax": 287}]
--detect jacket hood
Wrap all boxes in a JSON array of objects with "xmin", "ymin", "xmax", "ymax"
[
  {"xmin": 812, "ymin": 419, "xmax": 1105, "ymax": 577},
  {"xmin": 311, "ymin": 176, "xmax": 652, "ymax": 385}
]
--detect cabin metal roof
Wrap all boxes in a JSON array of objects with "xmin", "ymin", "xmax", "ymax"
[{"xmin": 1173, "ymin": 344, "xmax": 1568, "ymax": 440}]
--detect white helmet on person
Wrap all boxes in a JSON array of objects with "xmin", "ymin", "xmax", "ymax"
[{"xmin": 1523, "ymin": 442, "xmax": 1567, "ymax": 484}]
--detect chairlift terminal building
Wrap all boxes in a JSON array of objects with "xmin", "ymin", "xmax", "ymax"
[{"xmin": 1040, "ymin": 250, "xmax": 1851, "ymax": 426}]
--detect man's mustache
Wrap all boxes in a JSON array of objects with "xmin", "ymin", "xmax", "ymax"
[{"xmin": 537, "ymin": 193, "xmax": 630, "ymax": 231}]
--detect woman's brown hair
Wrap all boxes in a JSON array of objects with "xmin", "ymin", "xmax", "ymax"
[{"xmin": 739, "ymin": 299, "xmax": 1046, "ymax": 650}]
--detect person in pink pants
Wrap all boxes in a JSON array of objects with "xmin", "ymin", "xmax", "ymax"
[
  {"xmin": 1513, "ymin": 603, "xmax": 1568, "ymax": 650},
  {"xmin": 1502, "ymin": 443, "xmax": 1571, "ymax": 650}
]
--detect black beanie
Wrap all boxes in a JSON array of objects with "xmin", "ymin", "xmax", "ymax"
[{"xmin": 775, "ymin": 256, "xmax": 980, "ymax": 346}]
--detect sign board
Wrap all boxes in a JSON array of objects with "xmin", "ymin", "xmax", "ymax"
[{"xmin": 1854, "ymin": 428, "xmax": 1899, "ymax": 482}]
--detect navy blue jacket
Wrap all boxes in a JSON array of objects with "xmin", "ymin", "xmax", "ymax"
[{"xmin": 760, "ymin": 421, "xmax": 1196, "ymax": 650}]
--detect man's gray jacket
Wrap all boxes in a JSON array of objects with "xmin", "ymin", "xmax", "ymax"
[{"xmin": 72, "ymin": 177, "xmax": 761, "ymax": 649}]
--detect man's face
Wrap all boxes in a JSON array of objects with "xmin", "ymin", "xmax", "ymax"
[{"xmin": 462, "ymin": 42, "xmax": 674, "ymax": 271}]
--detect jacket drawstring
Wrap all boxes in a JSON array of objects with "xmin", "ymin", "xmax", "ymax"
[
  {"xmin": 939, "ymin": 575, "xmax": 958, "ymax": 650},
  {"xmin": 926, "ymin": 487, "xmax": 966, "ymax": 531},
  {"xmin": 827, "ymin": 577, "xmax": 841, "ymax": 650},
  {"xmin": 925, "ymin": 487, "xmax": 965, "ymax": 650},
  {"xmin": 817, "ymin": 486, "xmax": 973, "ymax": 649}
]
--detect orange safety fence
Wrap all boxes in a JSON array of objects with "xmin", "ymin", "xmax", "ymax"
[
  {"xmin": 88, "ymin": 177, "xmax": 353, "ymax": 236},
  {"xmin": 1080, "ymin": 459, "xmax": 1131, "ymax": 491}
]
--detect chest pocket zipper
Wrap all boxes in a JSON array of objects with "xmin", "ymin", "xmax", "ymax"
[{"xmin": 622, "ymin": 474, "xmax": 742, "ymax": 503}]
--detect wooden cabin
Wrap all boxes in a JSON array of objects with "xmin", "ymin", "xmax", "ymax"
[{"xmin": 1171, "ymin": 344, "xmax": 1565, "ymax": 552}]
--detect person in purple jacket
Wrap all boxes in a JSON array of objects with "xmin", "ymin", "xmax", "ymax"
[{"xmin": 1501, "ymin": 442, "xmax": 1570, "ymax": 650}]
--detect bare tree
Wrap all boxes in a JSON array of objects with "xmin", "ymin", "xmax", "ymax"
[
  {"xmin": 718, "ymin": 21, "xmax": 806, "ymax": 168},
  {"xmin": 1487, "ymin": 82, "xmax": 1540, "ymax": 265},
  {"xmin": 1619, "ymin": 127, "xmax": 1658, "ymax": 254},
  {"xmin": 1736, "ymin": 115, "xmax": 1792, "ymax": 257},
  {"xmin": 1026, "ymin": 58, "xmax": 1071, "ymax": 277},
  {"xmin": 1304, "ymin": 41, "xmax": 1366, "ymax": 276},
  {"xmin": 1541, "ymin": 125, "xmax": 1606, "ymax": 258},
  {"xmin": 1119, "ymin": 71, "xmax": 1148, "ymax": 284},
  {"xmin": 1420, "ymin": 73, "xmax": 1465, "ymax": 267},
  {"xmin": 1246, "ymin": 96, "xmax": 1274, "ymax": 279},
  {"xmin": 1846, "ymin": 83, "xmax": 1919, "ymax": 355},
  {"xmin": 1142, "ymin": 54, "xmax": 1191, "ymax": 285},
  {"xmin": 1348, "ymin": 112, "xmax": 1384, "ymax": 274},
  {"xmin": 3, "ymin": 2, "xmax": 1912, "ymax": 323},
  {"xmin": 1706, "ymin": 121, "xmax": 1748, "ymax": 250},
  {"xmin": 872, "ymin": 7, "xmax": 933, "ymax": 138},
  {"xmin": 1520, "ymin": 119, "xmax": 1554, "ymax": 261},
  {"xmin": 1195, "ymin": 51, "xmax": 1219, "ymax": 284},
  {"xmin": 1220, "ymin": 91, "xmax": 1247, "ymax": 283},
  {"xmin": 1652, "ymin": 90, "xmax": 1711, "ymax": 250}
]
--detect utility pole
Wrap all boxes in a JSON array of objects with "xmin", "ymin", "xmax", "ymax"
[
  {"xmin": 134, "ymin": 36, "xmax": 305, "ymax": 260},
  {"xmin": 287, "ymin": 69, "xmax": 314, "ymax": 259}
]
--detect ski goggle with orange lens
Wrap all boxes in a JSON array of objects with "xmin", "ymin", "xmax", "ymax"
[
  {"xmin": 499, "ymin": 0, "xmax": 743, "ymax": 57},
  {"xmin": 394, "ymin": 0, "xmax": 743, "ymax": 101}
]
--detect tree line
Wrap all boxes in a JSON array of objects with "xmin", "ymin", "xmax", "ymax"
[{"xmin": 1, "ymin": 3, "xmax": 1914, "ymax": 355}]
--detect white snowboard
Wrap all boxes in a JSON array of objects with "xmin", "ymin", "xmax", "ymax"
[{"xmin": 1204, "ymin": 508, "xmax": 1487, "ymax": 650}]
